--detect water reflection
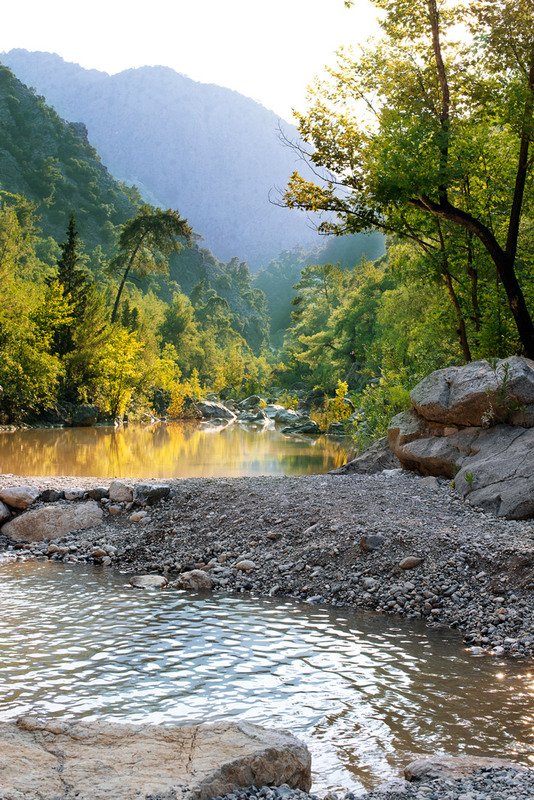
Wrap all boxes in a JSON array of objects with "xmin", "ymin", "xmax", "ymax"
[
  {"xmin": 0, "ymin": 560, "xmax": 533, "ymax": 792},
  {"xmin": 0, "ymin": 422, "xmax": 353, "ymax": 478}
]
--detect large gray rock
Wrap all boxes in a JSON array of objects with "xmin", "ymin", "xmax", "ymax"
[
  {"xmin": 331, "ymin": 436, "xmax": 401, "ymax": 474},
  {"xmin": 133, "ymin": 483, "xmax": 171, "ymax": 505},
  {"xmin": 0, "ymin": 486, "xmax": 40, "ymax": 510},
  {"xmin": 1, "ymin": 501, "xmax": 103, "ymax": 543},
  {"xmin": 68, "ymin": 404, "xmax": 99, "ymax": 427},
  {"xmin": 274, "ymin": 408, "xmax": 303, "ymax": 424},
  {"xmin": 129, "ymin": 574, "xmax": 168, "ymax": 589},
  {"xmin": 410, "ymin": 356, "xmax": 534, "ymax": 427},
  {"xmin": 405, "ymin": 755, "xmax": 529, "ymax": 782},
  {"xmin": 389, "ymin": 358, "xmax": 534, "ymax": 518},
  {"xmin": 197, "ymin": 400, "xmax": 236, "ymax": 420},
  {"xmin": 0, "ymin": 716, "xmax": 311, "ymax": 800},
  {"xmin": 0, "ymin": 499, "xmax": 11, "ymax": 523},
  {"xmin": 454, "ymin": 426, "xmax": 534, "ymax": 518},
  {"xmin": 109, "ymin": 480, "xmax": 134, "ymax": 502}
]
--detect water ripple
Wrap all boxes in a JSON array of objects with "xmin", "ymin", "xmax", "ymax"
[{"xmin": 1, "ymin": 560, "xmax": 533, "ymax": 792}]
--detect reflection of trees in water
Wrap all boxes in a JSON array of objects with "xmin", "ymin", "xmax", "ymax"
[{"xmin": 0, "ymin": 424, "xmax": 352, "ymax": 478}]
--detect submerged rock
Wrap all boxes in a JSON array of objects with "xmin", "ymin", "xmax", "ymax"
[
  {"xmin": 0, "ymin": 716, "xmax": 311, "ymax": 800},
  {"xmin": 129, "ymin": 574, "xmax": 167, "ymax": 588}
]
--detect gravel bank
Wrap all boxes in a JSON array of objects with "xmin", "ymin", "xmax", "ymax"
[
  {"xmin": 2, "ymin": 470, "xmax": 534, "ymax": 659},
  {"xmin": 211, "ymin": 767, "xmax": 534, "ymax": 800},
  {"xmin": 2, "ymin": 469, "xmax": 534, "ymax": 797}
]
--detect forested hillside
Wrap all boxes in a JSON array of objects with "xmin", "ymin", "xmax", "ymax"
[
  {"xmin": 0, "ymin": 49, "xmax": 320, "ymax": 267},
  {"xmin": 0, "ymin": 64, "xmax": 273, "ymax": 424}
]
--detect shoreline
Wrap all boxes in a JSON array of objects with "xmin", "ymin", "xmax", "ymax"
[
  {"xmin": 2, "ymin": 470, "xmax": 534, "ymax": 658},
  {"xmin": 2, "ymin": 469, "xmax": 534, "ymax": 798}
]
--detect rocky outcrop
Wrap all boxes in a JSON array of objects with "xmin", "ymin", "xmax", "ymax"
[
  {"xmin": 410, "ymin": 356, "xmax": 534, "ymax": 427},
  {"xmin": 0, "ymin": 716, "xmax": 311, "ymax": 800},
  {"xmin": 1, "ymin": 501, "xmax": 103, "ymax": 543},
  {"xmin": 197, "ymin": 400, "xmax": 236, "ymax": 420},
  {"xmin": 388, "ymin": 357, "xmax": 534, "ymax": 519}
]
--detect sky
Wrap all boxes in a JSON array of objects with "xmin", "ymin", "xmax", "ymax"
[{"xmin": 0, "ymin": 0, "xmax": 380, "ymax": 121}]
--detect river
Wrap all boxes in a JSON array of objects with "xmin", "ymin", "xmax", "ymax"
[
  {"xmin": 0, "ymin": 422, "xmax": 353, "ymax": 478},
  {"xmin": 1, "ymin": 559, "xmax": 533, "ymax": 793}
]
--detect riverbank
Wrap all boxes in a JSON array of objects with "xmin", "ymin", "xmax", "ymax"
[
  {"xmin": 1, "ymin": 470, "xmax": 534, "ymax": 658},
  {"xmin": 2, "ymin": 469, "xmax": 534, "ymax": 797}
]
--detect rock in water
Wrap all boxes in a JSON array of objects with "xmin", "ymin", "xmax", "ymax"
[
  {"xmin": 404, "ymin": 755, "xmax": 530, "ymax": 782},
  {"xmin": 0, "ymin": 717, "xmax": 311, "ymax": 800},
  {"xmin": 129, "ymin": 574, "xmax": 168, "ymax": 589}
]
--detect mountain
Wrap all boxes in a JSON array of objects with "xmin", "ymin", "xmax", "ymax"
[
  {"xmin": 1, "ymin": 49, "xmax": 321, "ymax": 268},
  {"xmin": 0, "ymin": 63, "xmax": 141, "ymax": 254},
  {"xmin": 0, "ymin": 63, "xmax": 269, "ymax": 352}
]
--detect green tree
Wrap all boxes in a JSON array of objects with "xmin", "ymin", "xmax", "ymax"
[
  {"xmin": 109, "ymin": 205, "xmax": 192, "ymax": 323},
  {"xmin": 284, "ymin": 0, "xmax": 534, "ymax": 357}
]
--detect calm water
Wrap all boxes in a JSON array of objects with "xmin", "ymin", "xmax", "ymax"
[
  {"xmin": 0, "ymin": 423, "xmax": 352, "ymax": 478},
  {"xmin": 1, "ymin": 560, "xmax": 533, "ymax": 792}
]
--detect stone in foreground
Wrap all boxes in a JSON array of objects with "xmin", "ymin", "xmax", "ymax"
[
  {"xmin": 405, "ymin": 755, "xmax": 530, "ymax": 782},
  {"xmin": 0, "ymin": 716, "xmax": 311, "ymax": 800},
  {"xmin": 1, "ymin": 501, "xmax": 103, "ymax": 542}
]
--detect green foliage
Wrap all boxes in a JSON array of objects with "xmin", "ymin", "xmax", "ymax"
[
  {"xmin": 350, "ymin": 366, "xmax": 412, "ymax": 451},
  {"xmin": 284, "ymin": 0, "xmax": 534, "ymax": 358}
]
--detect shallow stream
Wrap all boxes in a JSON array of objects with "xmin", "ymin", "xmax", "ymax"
[{"xmin": 1, "ymin": 560, "xmax": 533, "ymax": 792}]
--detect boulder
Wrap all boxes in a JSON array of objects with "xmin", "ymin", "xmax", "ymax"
[
  {"xmin": 0, "ymin": 499, "xmax": 11, "ymax": 524},
  {"xmin": 281, "ymin": 419, "xmax": 320, "ymax": 435},
  {"xmin": 331, "ymin": 436, "xmax": 401, "ymax": 474},
  {"xmin": 108, "ymin": 480, "xmax": 133, "ymax": 502},
  {"xmin": 175, "ymin": 569, "xmax": 213, "ymax": 591},
  {"xmin": 197, "ymin": 400, "xmax": 236, "ymax": 420},
  {"xmin": 64, "ymin": 487, "xmax": 85, "ymax": 501},
  {"xmin": 0, "ymin": 486, "xmax": 40, "ymax": 510},
  {"xmin": 133, "ymin": 483, "xmax": 171, "ymax": 505},
  {"xmin": 454, "ymin": 426, "xmax": 534, "ymax": 518},
  {"xmin": 1, "ymin": 501, "xmax": 103, "ymax": 543},
  {"xmin": 274, "ymin": 408, "xmax": 303, "ymax": 424},
  {"xmin": 410, "ymin": 356, "xmax": 534, "ymax": 427},
  {"xmin": 389, "ymin": 406, "xmax": 534, "ymax": 518},
  {"xmin": 405, "ymin": 755, "xmax": 529, "ymax": 782},
  {"xmin": 263, "ymin": 403, "xmax": 285, "ymax": 419},
  {"xmin": 68, "ymin": 404, "xmax": 99, "ymax": 427},
  {"xmin": 39, "ymin": 489, "xmax": 64, "ymax": 503},
  {"xmin": 129, "ymin": 574, "xmax": 168, "ymax": 589},
  {"xmin": 238, "ymin": 394, "xmax": 262, "ymax": 411},
  {"xmin": 0, "ymin": 716, "xmax": 311, "ymax": 800},
  {"xmin": 237, "ymin": 410, "xmax": 269, "ymax": 425}
]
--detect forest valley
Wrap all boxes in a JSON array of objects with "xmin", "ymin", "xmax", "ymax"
[{"xmin": 2, "ymin": 0, "xmax": 534, "ymax": 452}]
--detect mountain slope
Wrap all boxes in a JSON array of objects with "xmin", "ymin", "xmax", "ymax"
[
  {"xmin": 0, "ymin": 63, "xmax": 141, "ymax": 254},
  {"xmin": 1, "ymin": 50, "xmax": 319, "ymax": 267}
]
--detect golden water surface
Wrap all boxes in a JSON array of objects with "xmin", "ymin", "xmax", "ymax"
[{"xmin": 0, "ymin": 422, "xmax": 353, "ymax": 478}]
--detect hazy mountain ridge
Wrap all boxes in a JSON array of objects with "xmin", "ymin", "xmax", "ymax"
[
  {"xmin": 0, "ymin": 63, "xmax": 269, "ymax": 352},
  {"xmin": 0, "ymin": 63, "xmax": 142, "ymax": 254},
  {"xmin": 1, "ymin": 49, "xmax": 320, "ymax": 267}
]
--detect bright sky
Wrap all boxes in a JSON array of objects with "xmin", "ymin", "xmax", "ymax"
[{"xmin": 0, "ymin": 0, "xmax": 380, "ymax": 121}]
